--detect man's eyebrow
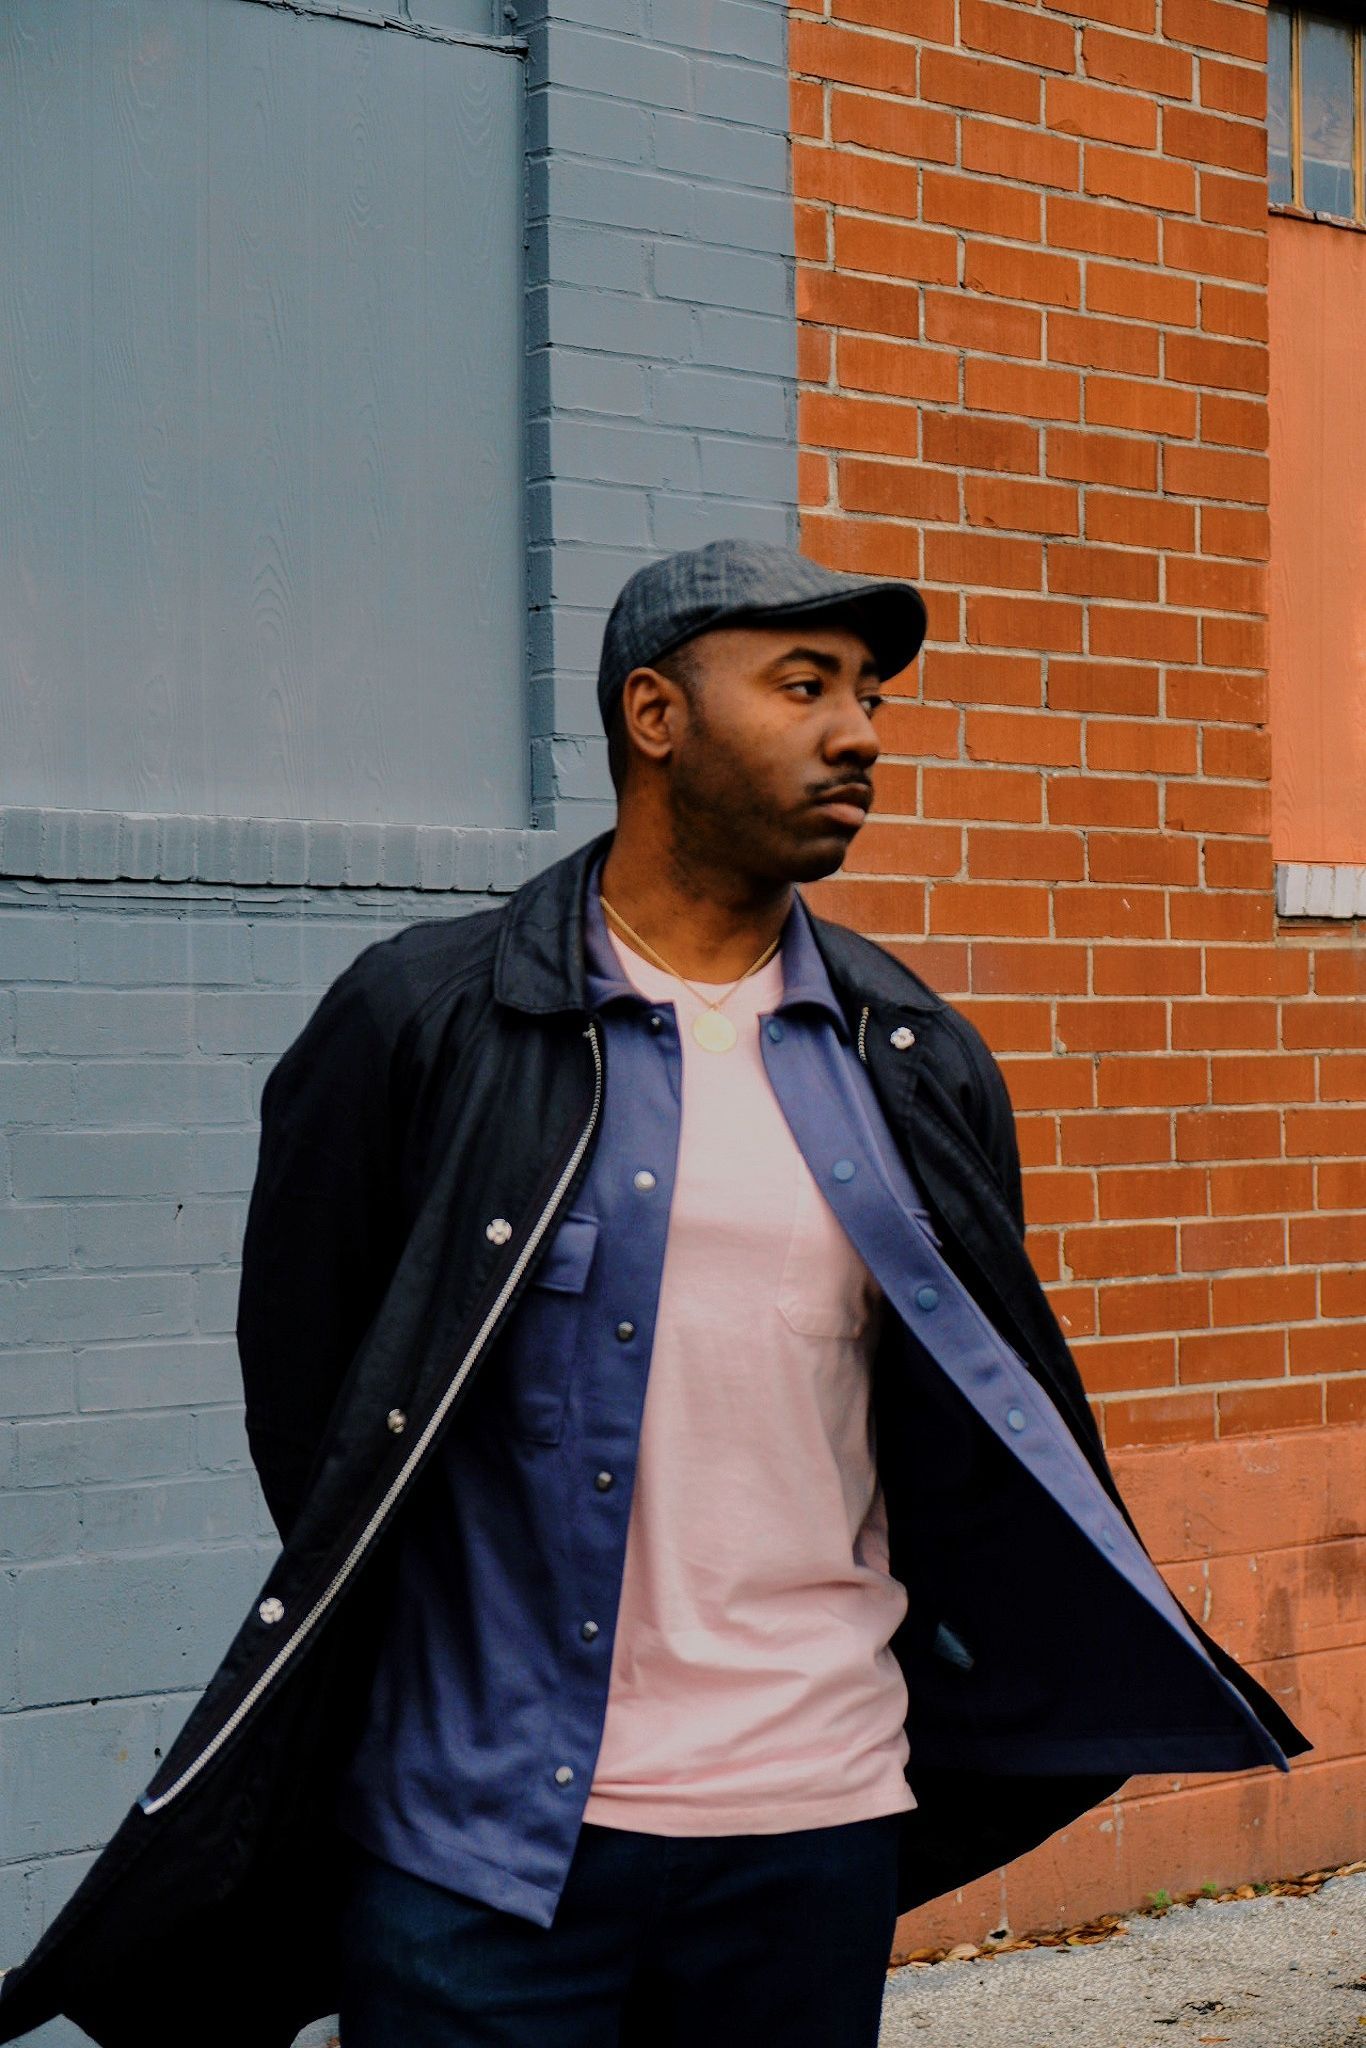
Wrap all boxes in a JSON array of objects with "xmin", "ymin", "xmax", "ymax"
[{"xmin": 771, "ymin": 644, "xmax": 882, "ymax": 681}]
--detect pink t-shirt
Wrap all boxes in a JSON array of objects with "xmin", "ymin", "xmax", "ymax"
[{"xmin": 581, "ymin": 925, "xmax": 915, "ymax": 1835}]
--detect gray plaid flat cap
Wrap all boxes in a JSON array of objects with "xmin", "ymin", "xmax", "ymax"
[{"xmin": 596, "ymin": 538, "xmax": 928, "ymax": 733}]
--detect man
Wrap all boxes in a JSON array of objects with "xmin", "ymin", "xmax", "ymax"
[{"xmin": 0, "ymin": 540, "xmax": 1306, "ymax": 2048}]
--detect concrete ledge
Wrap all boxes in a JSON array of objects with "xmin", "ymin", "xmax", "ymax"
[
  {"xmin": 0, "ymin": 808, "xmax": 554, "ymax": 894},
  {"xmin": 1276, "ymin": 862, "xmax": 1366, "ymax": 919}
]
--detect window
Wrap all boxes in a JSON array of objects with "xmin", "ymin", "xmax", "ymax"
[{"xmin": 1268, "ymin": 4, "xmax": 1365, "ymax": 224}]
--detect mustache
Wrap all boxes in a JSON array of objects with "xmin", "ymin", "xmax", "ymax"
[{"xmin": 807, "ymin": 778, "xmax": 873, "ymax": 807}]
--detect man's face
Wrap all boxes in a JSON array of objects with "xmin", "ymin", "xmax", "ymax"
[{"xmin": 656, "ymin": 619, "xmax": 886, "ymax": 885}]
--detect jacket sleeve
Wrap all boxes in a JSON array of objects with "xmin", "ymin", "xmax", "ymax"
[
  {"xmin": 946, "ymin": 1007, "xmax": 1027, "ymax": 1240},
  {"xmin": 236, "ymin": 956, "xmax": 399, "ymax": 1543}
]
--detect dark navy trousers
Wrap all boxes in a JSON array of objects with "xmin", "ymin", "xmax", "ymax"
[{"xmin": 336, "ymin": 1815, "xmax": 902, "ymax": 2047}]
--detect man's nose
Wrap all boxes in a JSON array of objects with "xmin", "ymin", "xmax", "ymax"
[{"xmin": 824, "ymin": 701, "xmax": 881, "ymax": 766}]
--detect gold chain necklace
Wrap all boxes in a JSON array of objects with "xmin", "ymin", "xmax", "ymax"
[{"xmin": 599, "ymin": 894, "xmax": 781, "ymax": 1053}]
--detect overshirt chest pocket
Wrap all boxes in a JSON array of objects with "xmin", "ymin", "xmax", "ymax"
[{"xmin": 500, "ymin": 1211, "xmax": 599, "ymax": 1446}]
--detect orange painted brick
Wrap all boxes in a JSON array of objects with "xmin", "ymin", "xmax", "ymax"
[
  {"xmin": 1073, "ymin": 1334, "xmax": 1176, "ymax": 1395},
  {"xmin": 793, "ymin": 144, "xmax": 921, "ymax": 219},
  {"xmin": 968, "ymin": 826, "xmax": 1086, "ymax": 882},
  {"xmin": 790, "ymin": 77, "xmax": 826, "ymax": 140},
  {"xmin": 1211, "ymin": 1270, "xmax": 1315, "ymax": 1328},
  {"xmin": 1199, "ymin": 167, "xmax": 1265, "ymax": 230},
  {"xmin": 1061, "ymin": 1112, "xmax": 1172, "ymax": 1166},
  {"xmin": 1169, "ymin": 890, "xmax": 1273, "ymax": 943},
  {"xmin": 971, "ymin": 941, "xmax": 1087, "ymax": 993},
  {"xmin": 1163, "ymin": 443, "xmax": 1267, "ymax": 503},
  {"xmin": 1082, "ymin": 25, "xmax": 1193, "ymax": 98},
  {"xmin": 1049, "ymin": 542, "xmax": 1160, "ymax": 601},
  {"xmin": 1201, "ymin": 282, "xmax": 1268, "ymax": 345},
  {"xmin": 1084, "ymin": 146, "xmax": 1196, "ymax": 214},
  {"xmin": 1048, "ymin": 309, "xmax": 1162, "ymax": 376},
  {"xmin": 1321, "ymin": 1268, "xmax": 1366, "ymax": 1319},
  {"xmin": 803, "ymin": 393, "xmax": 916, "ymax": 459},
  {"xmin": 1001, "ymin": 1053, "xmax": 1095, "ymax": 1110},
  {"xmin": 872, "ymin": 699, "xmax": 960, "ymax": 756},
  {"xmin": 1097, "ymin": 1163, "xmax": 1208, "ymax": 1218},
  {"xmin": 967, "ymin": 592, "xmax": 1084, "ymax": 653},
  {"xmin": 831, "ymin": 90, "xmax": 956, "ymax": 163},
  {"xmin": 797, "ymin": 324, "xmax": 832, "ymax": 384},
  {"xmin": 964, "ymin": 357, "xmax": 1082, "ymax": 423},
  {"xmin": 886, "ymin": 938, "xmax": 970, "ymax": 992},
  {"xmin": 799, "ymin": 512, "xmax": 923, "ymax": 579},
  {"xmin": 1104, "ymin": 1390, "xmax": 1216, "ymax": 1446},
  {"xmin": 1201, "ymin": 392, "xmax": 1269, "ymax": 451},
  {"xmin": 1290, "ymin": 1212, "xmax": 1366, "ymax": 1264},
  {"xmin": 1207, "ymin": 1159, "xmax": 1312, "ymax": 1214},
  {"xmin": 1168, "ymin": 554, "xmax": 1266, "ymax": 614},
  {"xmin": 1092, "ymin": 944, "xmax": 1201, "ymax": 995},
  {"xmin": 1319, "ymin": 1158, "xmax": 1366, "ymax": 1207},
  {"xmin": 798, "ymin": 269, "xmax": 921, "ymax": 339},
  {"xmin": 964, "ymin": 239, "xmax": 1084, "ymax": 309},
  {"xmin": 1218, "ymin": 1382, "xmax": 1323, "ymax": 1437},
  {"xmin": 867, "ymin": 761, "xmax": 919, "ymax": 812},
  {"xmin": 1171, "ymin": 999, "xmax": 1278, "ymax": 1053},
  {"xmin": 1178, "ymin": 1326, "xmax": 1286, "ymax": 1383},
  {"xmin": 803, "ymin": 875, "xmax": 926, "ymax": 934},
  {"xmin": 966, "ymin": 474, "xmax": 1079, "ymax": 535},
  {"xmin": 1179, "ymin": 1215, "xmax": 1285, "ymax": 1271},
  {"xmin": 1047, "ymin": 76, "xmax": 1157, "ymax": 147},
  {"xmin": 1210, "ymin": 1053, "xmax": 1315, "ymax": 1105},
  {"xmin": 797, "ymin": 448, "xmax": 830, "ymax": 507},
  {"xmin": 833, "ymin": 0, "xmax": 954, "ymax": 37},
  {"xmin": 794, "ymin": 201, "xmax": 829, "ymax": 265},
  {"xmin": 1164, "ymin": 104, "xmax": 1265, "ymax": 176},
  {"xmin": 922, "ymin": 529, "xmax": 1045, "ymax": 592},
  {"xmin": 1056, "ymin": 999, "xmax": 1167, "ymax": 1052},
  {"xmin": 922, "ymin": 410, "xmax": 1040, "ymax": 475},
  {"xmin": 837, "ymin": 457, "xmax": 958, "ymax": 520},
  {"xmin": 1054, "ymin": 882, "xmax": 1166, "ymax": 937},
  {"xmin": 1321, "ymin": 1053, "xmax": 1366, "ymax": 1104},
  {"xmin": 1046, "ymin": 426, "xmax": 1156, "ymax": 488},
  {"xmin": 1201, "ymin": 615, "xmax": 1266, "ymax": 671},
  {"xmin": 1163, "ymin": 0, "xmax": 1264, "ymax": 61},
  {"xmin": 929, "ymin": 884, "xmax": 1056, "ymax": 937},
  {"xmin": 1088, "ymin": 722, "xmax": 1199, "ymax": 780},
  {"xmin": 1088, "ymin": 492, "xmax": 1196, "ymax": 552},
  {"xmin": 919, "ymin": 46, "xmax": 1042, "ymax": 123},
  {"xmin": 1048, "ymin": 659, "xmax": 1158, "ymax": 715},
  {"xmin": 963, "ymin": 118, "xmax": 1081, "ymax": 193},
  {"xmin": 1084, "ymin": 374, "xmax": 1198, "ymax": 438},
  {"xmin": 1045, "ymin": 0, "xmax": 1157, "ymax": 29},
  {"xmin": 1047, "ymin": 1284, "xmax": 1099, "ymax": 1341},
  {"xmin": 1097, "ymin": 1055, "xmax": 1207, "ymax": 1108},
  {"xmin": 1030, "ymin": 1230, "xmax": 1063, "ymax": 1284},
  {"xmin": 924, "ymin": 291, "xmax": 1043, "ymax": 360},
  {"xmin": 1200, "ymin": 56, "xmax": 1267, "ymax": 119},
  {"xmin": 967, "ymin": 707, "xmax": 1083, "ymax": 765},
  {"xmin": 1101, "ymin": 1276, "xmax": 1211, "ymax": 1334},
  {"xmin": 1066, "ymin": 1222, "xmax": 1177, "ymax": 1280},
  {"xmin": 1326, "ymin": 1377, "xmax": 1366, "ymax": 1425},
  {"xmin": 1089, "ymin": 828, "xmax": 1200, "ymax": 886},
  {"xmin": 923, "ymin": 170, "xmax": 1043, "ymax": 243},
  {"xmin": 1203, "ymin": 946, "xmax": 1303, "ymax": 999},
  {"xmin": 923, "ymin": 763, "xmax": 1044, "ymax": 823},
  {"xmin": 1086, "ymin": 260, "xmax": 1198, "ymax": 327},
  {"xmin": 922, "ymin": 648, "xmax": 1044, "ymax": 708},
  {"xmin": 1200, "ymin": 504, "xmax": 1270, "ymax": 560},
  {"xmin": 1169, "ymin": 672, "xmax": 1268, "ymax": 728},
  {"xmin": 1290, "ymin": 1322, "xmax": 1366, "ymax": 1378},
  {"xmin": 962, "ymin": 0, "xmax": 1077, "ymax": 72},
  {"xmin": 1049, "ymin": 784, "xmax": 1163, "ymax": 840},
  {"xmin": 959, "ymin": 996, "xmax": 1055, "ymax": 1052},
  {"xmin": 834, "ymin": 214, "xmax": 959, "ymax": 285},
  {"xmin": 1049, "ymin": 193, "xmax": 1160, "ymax": 262},
  {"xmin": 1090, "ymin": 605, "xmax": 1201, "ymax": 663},
  {"xmin": 789, "ymin": 19, "xmax": 918, "ymax": 95},
  {"xmin": 836, "ymin": 335, "xmax": 958, "ymax": 403},
  {"xmin": 1165, "ymin": 781, "xmax": 1270, "ymax": 837},
  {"xmin": 846, "ymin": 822, "xmax": 961, "ymax": 882},
  {"xmin": 1176, "ymin": 1108, "xmax": 1279, "ymax": 1162},
  {"xmin": 1164, "ymin": 218, "xmax": 1265, "ymax": 285},
  {"xmin": 1028, "ymin": 1167, "xmax": 1099, "ymax": 1223},
  {"xmin": 1166, "ymin": 332, "xmax": 1267, "ymax": 395},
  {"xmin": 1315, "ymin": 951, "xmax": 1366, "ymax": 997}
]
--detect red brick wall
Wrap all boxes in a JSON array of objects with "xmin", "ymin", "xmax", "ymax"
[{"xmin": 787, "ymin": 0, "xmax": 1366, "ymax": 1950}]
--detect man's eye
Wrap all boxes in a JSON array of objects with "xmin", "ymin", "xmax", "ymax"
[
  {"xmin": 786, "ymin": 678, "xmax": 823, "ymax": 697},
  {"xmin": 860, "ymin": 694, "xmax": 885, "ymax": 715}
]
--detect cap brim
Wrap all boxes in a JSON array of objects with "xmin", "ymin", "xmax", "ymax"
[{"xmin": 730, "ymin": 581, "xmax": 929, "ymax": 681}]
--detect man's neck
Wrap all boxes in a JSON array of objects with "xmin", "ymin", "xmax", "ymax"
[{"xmin": 597, "ymin": 828, "xmax": 793, "ymax": 985}]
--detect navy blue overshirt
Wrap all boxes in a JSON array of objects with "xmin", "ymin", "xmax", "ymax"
[{"xmin": 334, "ymin": 862, "xmax": 1281, "ymax": 1926}]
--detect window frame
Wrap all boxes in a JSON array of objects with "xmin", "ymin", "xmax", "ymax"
[{"xmin": 1269, "ymin": 3, "xmax": 1366, "ymax": 227}]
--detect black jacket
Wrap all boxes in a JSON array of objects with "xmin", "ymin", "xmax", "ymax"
[{"xmin": 0, "ymin": 829, "xmax": 1308, "ymax": 2047}]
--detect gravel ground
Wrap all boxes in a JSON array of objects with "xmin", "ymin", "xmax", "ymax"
[{"xmin": 879, "ymin": 1872, "xmax": 1366, "ymax": 2048}]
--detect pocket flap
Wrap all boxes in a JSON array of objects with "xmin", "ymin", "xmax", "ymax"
[{"xmin": 532, "ymin": 1212, "xmax": 599, "ymax": 1294}]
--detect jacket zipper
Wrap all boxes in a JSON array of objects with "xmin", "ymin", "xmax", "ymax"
[
  {"xmin": 857, "ymin": 1004, "xmax": 870, "ymax": 1064},
  {"xmin": 140, "ymin": 1020, "xmax": 606, "ymax": 1819}
]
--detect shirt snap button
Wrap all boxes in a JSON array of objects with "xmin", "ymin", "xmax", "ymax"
[
  {"xmin": 485, "ymin": 1217, "xmax": 512, "ymax": 1245},
  {"xmin": 580, "ymin": 1620, "xmax": 600, "ymax": 1641},
  {"xmin": 633, "ymin": 1169, "xmax": 657, "ymax": 1192},
  {"xmin": 915, "ymin": 1285, "xmax": 939, "ymax": 1312},
  {"xmin": 595, "ymin": 1471, "xmax": 615, "ymax": 1492},
  {"xmin": 891, "ymin": 1025, "xmax": 916, "ymax": 1051},
  {"xmin": 832, "ymin": 1158, "xmax": 855, "ymax": 1183},
  {"xmin": 1006, "ymin": 1407, "xmax": 1027, "ymax": 1433},
  {"xmin": 554, "ymin": 1765, "xmax": 575, "ymax": 1786},
  {"xmin": 258, "ymin": 1596, "xmax": 285, "ymax": 1626},
  {"xmin": 615, "ymin": 1320, "xmax": 636, "ymax": 1342},
  {"xmin": 386, "ymin": 1408, "xmax": 407, "ymax": 1435},
  {"xmin": 766, "ymin": 1019, "xmax": 785, "ymax": 1042}
]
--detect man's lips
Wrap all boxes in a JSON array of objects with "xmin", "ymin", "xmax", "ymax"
[{"xmin": 808, "ymin": 786, "xmax": 872, "ymax": 829}]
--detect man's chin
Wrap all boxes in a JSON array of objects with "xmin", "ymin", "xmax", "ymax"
[{"xmin": 785, "ymin": 827, "xmax": 862, "ymax": 883}]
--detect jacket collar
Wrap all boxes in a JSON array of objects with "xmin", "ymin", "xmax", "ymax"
[{"xmin": 492, "ymin": 827, "xmax": 943, "ymax": 1023}]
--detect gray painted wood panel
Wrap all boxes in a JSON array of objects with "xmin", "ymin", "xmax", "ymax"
[{"xmin": 1, "ymin": 0, "xmax": 527, "ymax": 829}]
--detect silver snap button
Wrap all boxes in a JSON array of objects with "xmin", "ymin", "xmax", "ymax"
[
  {"xmin": 616, "ymin": 1320, "xmax": 636, "ymax": 1342},
  {"xmin": 485, "ymin": 1217, "xmax": 512, "ymax": 1245},
  {"xmin": 386, "ymin": 1408, "xmax": 407, "ymax": 1435},
  {"xmin": 633, "ymin": 1169, "xmax": 657, "ymax": 1192},
  {"xmin": 915, "ymin": 1285, "xmax": 939, "ymax": 1312},
  {"xmin": 595, "ymin": 1471, "xmax": 615, "ymax": 1492},
  {"xmin": 258, "ymin": 1596, "xmax": 285, "ymax": 1626},
  {"xmin": 580, "ymin": 1620, "xmax": 600, "ymax": 1641},
  {"xmin": 1006, "ymin": 1407, "xmax": 1027, "ymax": 1433},
  {"xmin": 554, "ymin": 1764, "xmax": 575, "ymax": 1786},
  {"xmin": 833, "ymin": 1158, "xmax": 855, "ymax": 1183},
  {"xmin": 891, "ymin": 1025, "xmax": 916, "ymax": 1051}
]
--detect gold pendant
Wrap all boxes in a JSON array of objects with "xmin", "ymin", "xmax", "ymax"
[{"xmin": 692, "ymin": 1009, "xmax": 738, "ymax": 1053}]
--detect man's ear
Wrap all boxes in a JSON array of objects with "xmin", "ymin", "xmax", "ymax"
[{"xmin": 619, "ymin": 663, "xmax": 686, "ymax": 770}]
